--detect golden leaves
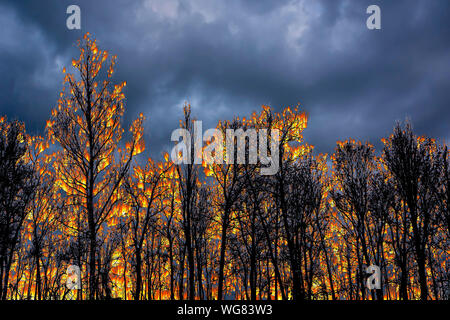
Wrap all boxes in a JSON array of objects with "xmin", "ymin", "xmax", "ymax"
[
  {"xmin": 204, "ymin": 166, "xmax": 213, "ymax": 177},
  {"xmin": 46, "ymin": 120, "xmax": 54, "ymax": 129},
  {"xmin": 164, "ymin": 152, "xmax": 170, "ymax": 163},
  {"xmin": 128, "ymin": 113, "xmax": 146, "ymax": 156},
  {"xmin": 133, "ymin": 138, "xmax": 145, "ymax": 156}
]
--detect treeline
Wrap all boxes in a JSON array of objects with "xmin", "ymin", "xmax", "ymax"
[{"xmin": 0, "ymin": 34, "xmax": 448, "ymax": 300}]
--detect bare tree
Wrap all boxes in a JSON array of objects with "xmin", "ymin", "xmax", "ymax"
[
  {"xmin": 205, "ymin": 119, "xmax": 244, "ymax": 300},
  {"xmin": 0, "ymin": 117, "xmax": 36, "ymax": 300},
  {"xmin": 383, "ymin": 121, "xmax": 438, "ymax": 300},
  {"xmin": 47, "ymin": 33, "xmax": 145, "ymax": 299},
  {"xmin": 122, "ymin": 158, "xmax": 170, "ymax": 299},
  {"xmin": 173, "ymin": 104, "xmax": 199, "ymax": 300},
  {"xmin": 331, "ymin": 140, "xmax": 373, "ymax": 299}
]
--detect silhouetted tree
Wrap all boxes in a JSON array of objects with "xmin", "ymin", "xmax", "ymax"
[
  {"xmin": 174, "ymin": 104, "xmax": 199, "ymax": 300},
  {"xmin": 47, "ymin": 33, "xmax": 145, "ymax": 299},
  {"xmin": 0, "ymin": 117, "xmax": 36, "ymax": 300},
  {"xmin": 383, "ymin": 122, "xmax": 439, "ymax": 300}
]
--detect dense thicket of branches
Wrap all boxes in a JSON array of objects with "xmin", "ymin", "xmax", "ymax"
[{"xmin": 0, "ymin": 35, "xmax": 448, "ymax": 300}]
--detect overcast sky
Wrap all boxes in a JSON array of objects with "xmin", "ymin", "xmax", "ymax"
[{"xmin": 0, "ymin": 0, "xmax": 449, "ymax": 158}]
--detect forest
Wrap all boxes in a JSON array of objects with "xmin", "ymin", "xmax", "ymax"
[{"xmin": 0, "ymin": 34, "xmax": 448, "ymax": 301}]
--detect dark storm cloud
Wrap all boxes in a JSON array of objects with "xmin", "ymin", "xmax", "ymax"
[{"xmin": 0, "ymin": 0, "xmax": 449, "ymax": 157}]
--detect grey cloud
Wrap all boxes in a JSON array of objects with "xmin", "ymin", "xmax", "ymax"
[{"xmin": 0, "ymin": 0, "xmax": 449, "ymax": 158}]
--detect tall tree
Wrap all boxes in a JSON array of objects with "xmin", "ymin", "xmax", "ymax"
[
  {"xmin": 262, "ymin": 105, "xmax": 309, "ymax": 300},
  {"xmin": 47, "ymin": 33, "xmax": 145, "ymax": 299},
  {"xmin": 382, "ymin": 122, "xmax": 438, "ymax": 300},
  {"xmin": 331, "ymin": 140, "xmax": 377, "ymax": 299},
  {"xmin": 0, "ymin": 117, "xmax": 36, "ymax": 300},
  {"xmin": 123, "ymin": 157, "xmax": 171, "ymax": 299},
  {"xmin": 174, "ymin": 104, "xmax": 198, "ymax": 299},
  {"xmin": 203, "ymin": 118, "xmax": 244, "ymax": 300}
]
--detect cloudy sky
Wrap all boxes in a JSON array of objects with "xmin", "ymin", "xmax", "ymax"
[{"xmin": 0, "ymin": 0, "xmax": 449, "ymax": 158}]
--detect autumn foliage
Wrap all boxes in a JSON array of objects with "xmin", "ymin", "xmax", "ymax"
[{"xmin": 0, "ymin": 35, "xmax": 448, "ymax": 300}]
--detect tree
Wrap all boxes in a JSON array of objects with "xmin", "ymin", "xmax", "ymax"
[
  {"xmin": 285, "ymin": 154, "xmax": 328, "ymax": 299},
  {"xmin": 24, "ymin": 135, "xmax": 59, "ymax": 300},
  {"xmin": 173, "ymin": 104, "xmax": 199, "ymax": 300},
  {"xmin": 435, "ymin": 145, "xmax": 449, "ymax": 238},
  {"xmin": 0, "ymin": 117, "xmax": 36, "ymax": 300},
  {"xmin": 331, "ymin": 140, "xmax": 379, "ymax": 299},
  {"xmin": 191, "ymin": 186, "xmax": 213, "ymax": 300},
  {"xmin": 122, "ymin": 157, "xmax": 171, "ymax": 299},
  {"xmin": 382, "ymin": 121, "xmax": 439, "ymax": 300},
  {"xmin": 46, "ymin": 33, "xmax": 145, "ymax": 299},
  {"xmin": 262, "ymin": 105, "xmax": 309, "ymax": 300},
  {"xmin": 203, "ymin": 118, "xmax": 244, "ymax": 300}
]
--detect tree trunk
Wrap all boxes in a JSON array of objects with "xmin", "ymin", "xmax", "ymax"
[{"xmin": 217, "ymin": 209, "xmax": 230, "ymax": 300}]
